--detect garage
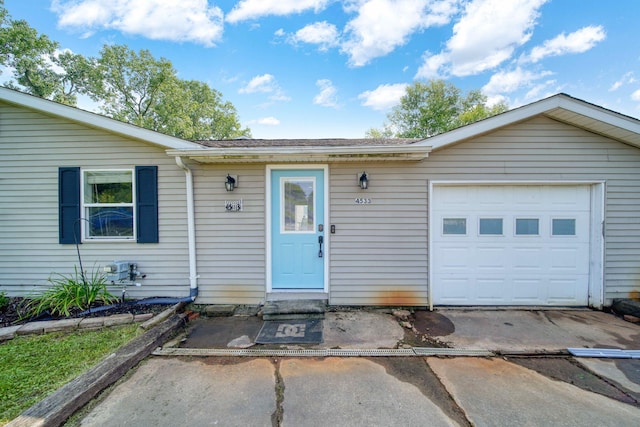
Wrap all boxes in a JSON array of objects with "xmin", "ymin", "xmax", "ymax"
[{"xmin": 431, "ymin": 184, "xmax": 598, "ymax": 306}]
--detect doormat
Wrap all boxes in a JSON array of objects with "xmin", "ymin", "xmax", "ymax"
[{"xmin": 255, "ymin": 319, "xmax": 323, "ymax": 344}]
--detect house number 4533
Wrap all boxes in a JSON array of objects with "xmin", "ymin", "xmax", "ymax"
[{"xmin": 354, "ymin": 198, "xmax": 372, "ymax": 204}]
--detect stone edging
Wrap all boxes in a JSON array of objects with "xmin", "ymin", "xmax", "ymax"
[{"xmin": 0, "ymin": 312, "xmax": 155, "ymax": 342}]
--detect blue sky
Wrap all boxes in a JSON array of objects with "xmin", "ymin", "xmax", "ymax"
[{"xmin": 3, "ymin": 0, "xmax": 640, "ymax": 139}]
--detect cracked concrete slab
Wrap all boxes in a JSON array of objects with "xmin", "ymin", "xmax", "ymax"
[
  {"xmin": 428, "ymin": 357, "xmax": 640, "ymax": 427},
  {"xmin": 322, "ymin": 311, "xmax": 404, "ymax": 349},
  {"xmin": 79, "ymin": 358, "xmax": 275, "ymax": 426},
  {"xmin": 280, "ymin": 358, "xmax": 458, "ymax": 427},
  {"xmin": 435, "ymin": 310, "xmax": 640, "ymax": 352}
]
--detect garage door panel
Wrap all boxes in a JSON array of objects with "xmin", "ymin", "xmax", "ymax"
[
  {"xmin": 512, "ymin": 278, "xmax": 545, "ymax": 303},
  {"xmin": 476, "ymin": 246, "xmax": 508, "ymax": 272},
  {"xmin": 433, "ymin": 185, "xmax": 592, "ymax": 306},
  {"xmin": 476, "ymin": 278, "xmax": 508, "ymax": 302},
  {"xmin": 548, "ymin": 278, "xmax": 588, "ymax": 304},
  {"xmin": 513, "ymin": 247, "xmax": 545, "ymax": 272},
  {"xmin": 549, "ymin": 247, "xmax": 583, "ymax": 272},
  {"xmin": 435, "ymin": 246, "xmax": 472, "ymax": 271},
  {"xmin": 437, "ymin": 277, "xmax": 471, "ymax": 302}
]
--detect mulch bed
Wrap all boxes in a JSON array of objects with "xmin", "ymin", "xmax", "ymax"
[{"xmin": 0, "ymin": 297, "xmax": 171, "ymax": 328}]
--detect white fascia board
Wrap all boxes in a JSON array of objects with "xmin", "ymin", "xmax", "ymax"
[
  {"xmin": 416, "ymin": 93, "xmax": 640, "ymax": 150},
  {"xmin": 0, "ymin": 87, "xmax": 203, "ymax": 150},
  {"xmin": 166, "ymin": 144, "xmax": 432, "ymax": 163}
]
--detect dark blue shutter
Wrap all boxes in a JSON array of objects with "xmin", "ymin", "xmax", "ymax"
[
  {"xmin": 59, "ymin": 167, "xmax": 81, "ymax": 244},
  {"xmin": 136, "ymin": 166, "xmax": 159, "ymax": 243}
]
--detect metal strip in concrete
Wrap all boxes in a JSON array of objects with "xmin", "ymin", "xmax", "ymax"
[
  {"xmin": 152, "ymin": 347, "xmax": 494, "ymax": 357},
  {"xmin": 413, "ymin": 348, "xmax": 494, "ymax": 357},
  {"xmin": 568, "ymin": 348, "xmax": 640, "ymax": 359}
]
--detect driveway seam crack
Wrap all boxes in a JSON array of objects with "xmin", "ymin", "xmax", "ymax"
[{"xmin": 271, "ymin": 358, "xmax": 285, "ymax": 427}]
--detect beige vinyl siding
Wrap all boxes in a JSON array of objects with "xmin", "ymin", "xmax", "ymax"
[
  {"xmin": 191, "ymin": 164, "xmax": 266, "ymax": 304},
  {"xmin": 425, "ymin": 116, "xmax": 640, "ymax": 304},
  {"xmin": 328, "ymin": 164, "xmax": 429, "ymax": 306},
  {"xmin": 0, "ymin": 102, "xmax": 191, "ymax": 298}
]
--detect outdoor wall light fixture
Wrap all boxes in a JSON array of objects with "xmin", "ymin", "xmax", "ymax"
[
  {"xmin": 358, "ymin": 172, "xmax": 368, "ymax": 189},
  {"xmin": 225, "ymin": 174, "xmax": 237, "ymax": 191}
]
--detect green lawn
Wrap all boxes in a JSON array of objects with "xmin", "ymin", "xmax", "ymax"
[{"xmin": 0, "ymin": 324, "xmax": 140, "ymax": 425}]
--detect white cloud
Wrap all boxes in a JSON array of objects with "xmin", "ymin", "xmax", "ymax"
[
  {"xmin": 254, "ymin": 117, "xmax": 281, "ymax": 126},
  {"xmin": 292, "ymin": 22, "xmax": 340, "ymax": 51},
  {"xmin": 239, "ymin": 74, "xmax": 277, "ymax": 94},
  {"xmin": 239, "ymin": 74, "xmax": 291, "ymax": 102},
  {"xmin": 610, "ymin": 72, "xmax": 636, "ymax": 92},
  {"xmin": 482, "ymin": 67, "xmax": 552, "ymax": 97},
  {"xmin": 631, "ymin": 89, "xmax": 640, "ymax": 102},
  {"xmin": 448, "ymin": 0, "xmax": 547, "ymax": 76},
  {"xmin": 358, "ymin": 83, "xmax": 408, "ymax": 111},
  {"xmin": 416, "ymin": 0, "xmax": 547, "ymax": 78},
  {"xmin": 226, "ymin": 0, "xmax": 330, "ymax": 23},
  {"xmin": 526, "ymin": 26, "xmax": 606, "ymax": 63},
  {"xmin": 313, "ymin": 79, "xmax": 339, "ymax": 108},
  {"xmin": 51, "ymin": 0, "xmax": 224, "ymax": 46},
  {"xmin": 342, "ymin": 0, "xmax": 459, "ymax": 67},
  {"xmin": 415, "ymin": 51, "xmax": 450, "ymax": 79}
]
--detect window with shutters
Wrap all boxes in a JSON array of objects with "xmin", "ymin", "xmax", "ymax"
[
  {"xmin": 59, "ymin": 166, "xmax": 158, "ymax": 244},
  {"xmin": 83, "ymin": 170, "xmax": 135, "ymax": 239}
]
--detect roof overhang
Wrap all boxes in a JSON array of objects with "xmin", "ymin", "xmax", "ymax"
[
  {"xmin": 0, "ymin": 87, "xmax": 204, "ymax": 150},
  {"xmin": 166, "ymin": 144, "xmax": 431, "ymax": 163},
  {"xmin": 419, "ymin": 93, "xmax": 640, "ymax": 151}
]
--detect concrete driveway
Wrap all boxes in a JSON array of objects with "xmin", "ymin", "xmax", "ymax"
[
  {"xmin": 8, "ymin": 308, "xmax": 640, "ymax": 426},
  {"xmin": 74, "ymin": 308, "xmax": 640, "ymax": 426},
  {"xmin": 79, "ymin": 356, "xmax": 639, "ymax": 426}
]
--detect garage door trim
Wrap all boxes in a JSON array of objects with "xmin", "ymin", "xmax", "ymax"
[{"xmin": 428, "ymin": 180, "xmax": 604, "ymax": 310}]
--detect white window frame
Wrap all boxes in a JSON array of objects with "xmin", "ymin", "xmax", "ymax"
[{"xmin": 81, "ymin": 169, "xmax": 136, "ymax": 241}]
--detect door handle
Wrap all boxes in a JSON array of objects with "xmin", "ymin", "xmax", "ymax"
[{"xmin": 318, "ymin": 235, "xmax": 324, "ymax": 258}]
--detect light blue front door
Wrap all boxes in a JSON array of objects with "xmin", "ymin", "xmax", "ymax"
[{"xmin": 271, "ymin": 169, "xmax": 325, "ymax": 289}]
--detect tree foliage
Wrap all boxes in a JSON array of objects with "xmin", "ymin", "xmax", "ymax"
[
  {"xmin": 0, "ymin": 2, "xmax": 250, "ymax": 139},
  {"xmin": 366, "ymin": 80, "xmax": 509, "ymax": 139}
]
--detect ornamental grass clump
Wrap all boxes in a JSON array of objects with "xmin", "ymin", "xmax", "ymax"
[{"xmin": 23, "ymin": 266, "xmax": 118, "ymax": 318}]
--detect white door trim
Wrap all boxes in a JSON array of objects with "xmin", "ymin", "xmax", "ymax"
[
  {"xmin": 428, "ymin": 180, "xmax": 605, "ymax": 309},
  {"xmin": 266, "ymin": 164, "xmax": 329, "ymax": 294}
]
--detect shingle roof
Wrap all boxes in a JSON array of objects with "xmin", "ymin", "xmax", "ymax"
[{"xmin": 195, "ymin": 138, "xmax": 423, "ymax": 148}]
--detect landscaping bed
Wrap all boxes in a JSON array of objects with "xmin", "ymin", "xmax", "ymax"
[{"xmin": 1, "ymin": 296, "xmax": 170, "ymax": 328}]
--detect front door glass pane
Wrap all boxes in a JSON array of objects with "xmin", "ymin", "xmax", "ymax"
[{"xmin": 282, "ymin": 178, "xmax": 315, "ymax": 232}]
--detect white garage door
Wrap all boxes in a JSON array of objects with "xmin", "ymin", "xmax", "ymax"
[{"xmin": 432, "ymin": 185, "xmax": 591, "ymax": 306}]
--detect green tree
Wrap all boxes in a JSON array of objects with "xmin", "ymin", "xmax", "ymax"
[
  {"xmin": 87, "ymin": 45, "xmax": 250, "ymax": 140},
  {"xmin": 367, "ymin": 80, "xmax": 508, "ymax": 138},
  {"xmin": 0, "ymin": 1, "xmax": 90, "ymax": 105},
  {"xmin": 1, "ymin": 1, "xmax": 250, "ymax": 139},
  {"xmin": 153, "ymin": 78, "xmax": 251, "ymax": 140},
  {"xmin": 88, "ymin": 45, "xmax": 175, "ymax": 128}
]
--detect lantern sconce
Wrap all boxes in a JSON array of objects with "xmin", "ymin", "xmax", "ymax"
[
  {"xmin": 358, "ymin": 172, "xmax": 368, "ymax": 189},
  {"xmin": 225, "ymin": 174, "xmax": 238, "ymax": 192}
]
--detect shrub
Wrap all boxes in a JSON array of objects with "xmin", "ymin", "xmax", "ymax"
[
  {"xmin": 24, "ymin": 266, "xmax": 118, "ymax": 317},
  {"xmin": 0, "ymin": 291, "xmax": 8, "ymax": 310}
]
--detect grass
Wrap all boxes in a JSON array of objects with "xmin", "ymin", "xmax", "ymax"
[{"xmin": 0, "ymin": 324, "xmax": 141, "ymax": 425}]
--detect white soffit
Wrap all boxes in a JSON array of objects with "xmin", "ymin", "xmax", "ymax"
[{"xmin": 166, "ymin": 144, "xmax": 432, "ymax": 163}]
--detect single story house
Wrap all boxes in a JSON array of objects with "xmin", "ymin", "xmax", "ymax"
[{"xmin": 2, "ymin": 86, "xmax": 640, "ymax": 310}]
